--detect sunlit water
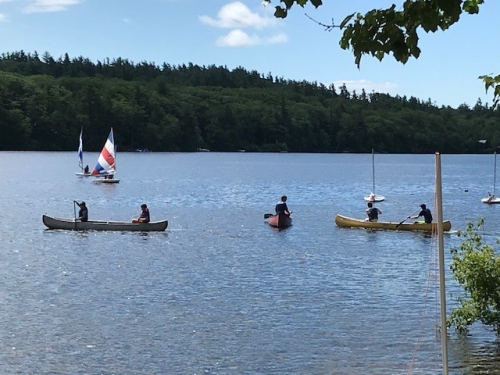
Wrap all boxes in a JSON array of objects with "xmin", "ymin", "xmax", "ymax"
[{"xmin": 1, "ymin": 152, "xmax": 500, "ymax": 374}]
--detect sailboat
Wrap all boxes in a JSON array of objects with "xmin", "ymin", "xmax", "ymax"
[
  {"xmin": 75, "ymin": 128, "xmax": 91, "ymax": 177},
  {"xmin": 481, "ymin": 151, "xmax": 500, "ymax": 204},
  {"xmin": 364, "ymin": 149, "xmax": 385, "ymax": 202},
  {"xmin": 91, "ymin": 128, "xmax": 120, "ymax": 184}
]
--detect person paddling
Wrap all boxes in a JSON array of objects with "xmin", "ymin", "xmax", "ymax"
[
  {"xmin": 411, "ymin": 204, "xmax": 433, "ymax": 224},
  {"xmin": 275, "ymin": 195, "xmax": 291, "ymax": 216},
  {"xmin": 74, "ymin": 201, "xmax": 88, "ymax": 222}
]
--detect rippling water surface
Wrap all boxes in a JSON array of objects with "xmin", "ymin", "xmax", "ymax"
[{"xmin": 1, "ymin": 152, "xmax": 500, "ymax": 374}]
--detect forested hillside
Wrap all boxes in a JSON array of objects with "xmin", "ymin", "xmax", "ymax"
[{"xmin": 0, "ymin": 50, "xmax": 498, "ymax": 153}]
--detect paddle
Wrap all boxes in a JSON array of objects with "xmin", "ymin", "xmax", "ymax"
[
  {"xmin": 395, "ymin": 208, "xmax": 420, "ymax": 229},
  {"xmin": 73, "ymin": 200, "xmax": 78, "ymax": 230}
]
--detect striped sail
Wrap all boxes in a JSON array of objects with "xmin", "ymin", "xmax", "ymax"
[
  {"xmin": 78, "ymin": 128, "xmax": 83, "ymax": 170},
  {"xmin": 91, "ymin": 128, "xmax": 116, "ymax": 176}
]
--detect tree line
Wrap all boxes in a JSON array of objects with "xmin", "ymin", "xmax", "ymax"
[{"xmin": 0, "ymin": 50, "xmax": 499, "ymax": 153}]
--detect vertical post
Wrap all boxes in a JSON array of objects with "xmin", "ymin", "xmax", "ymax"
[
  {"xmin": 73, "ymin": 201, "xmax": 77, "ymax": 231},
  {"xmin": 372, "ymin": 148, "xmax": 375, "ymax": 194},
  {"xmin": 494, "ymin": 152, "xmax": 497, "ymax": 196},
  {"xmin": 435, "ymin": 152, "xmax": 448, "ymax": 375}
]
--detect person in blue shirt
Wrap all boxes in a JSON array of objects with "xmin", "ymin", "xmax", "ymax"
[
  {"xmin": 411, "ymin": 204, "xmax": 433, "ymax": 224},
  {"xmin": 275, "ymin": 195, "xmax": 291, "ymax": 216},
  {"xmin": 133, "ymin": 204, "xmax": 150, "ymax": 223},
  {"xmin": 74, "ymin": 201, "xmax": 88, "ymax": 222}
]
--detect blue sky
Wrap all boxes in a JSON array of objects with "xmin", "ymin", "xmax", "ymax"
[{"xmin": 0, "ymin": 0, "xmax": 498, "ymax": 108}]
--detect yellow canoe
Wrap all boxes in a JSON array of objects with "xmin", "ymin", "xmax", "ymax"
[{"xmin": 335, "ymin": 214, "xmax": 451, "ymax": 232}]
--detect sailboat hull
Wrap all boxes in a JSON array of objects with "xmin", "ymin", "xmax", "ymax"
[
  {"xmin": 364, "ymin": 194, "xmax": 385, "ymax": 202},
  {"xmin": 75, "ymin": 172, "xmax": 92, "ymax": 177},
  {"xmin": 93, "ymin": 178, "xmax": 120, "ymax": 184},
  {"xmin": 481, "ymin": 197, "xmax": 500, "ymax": 204}
]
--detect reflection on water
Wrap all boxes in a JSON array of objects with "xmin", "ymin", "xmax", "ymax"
[{"xmin": 0, "ymin": 152, "xmax": 500, "ymax": 374}]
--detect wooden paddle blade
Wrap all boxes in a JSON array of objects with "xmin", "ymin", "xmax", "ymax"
[{"xmin": 264, "ymin": 213, "xmax": 274, "ymax": 219}]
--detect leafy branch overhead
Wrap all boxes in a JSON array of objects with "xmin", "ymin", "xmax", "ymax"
[{"xmin": 264, "ymin": 1, "xmax": 500, "ymax": 106}]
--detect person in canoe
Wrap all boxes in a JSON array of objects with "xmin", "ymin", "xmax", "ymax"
[
  {"xmin": 365, "ymin": 202, "xmax": 382, "ymax": 222},
  {"xmin": 74, "ymin": 201, "xmax": 88, "ymax": 222},
  {"xmin": 411, "ymin": 204, "xmax": 433, "ymax": 224},
  {"xmin": 275, "ymin": 195, "xmax": 291, "ymax": 216},
  {"xmin": 132, "ymin": 204, "xmax": 150, "ymax": 223}
]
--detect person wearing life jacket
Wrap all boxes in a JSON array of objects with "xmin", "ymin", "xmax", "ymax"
[
  {"xmin": 275, "ymin": 195, "xmax": 291, "ymax": 216},
  {"xmin": 365, "ymin": 202, "xmax": 381, "ymax": 222}
]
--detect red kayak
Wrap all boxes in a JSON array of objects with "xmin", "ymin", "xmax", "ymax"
[{"xmin": 267, "ymin": 213, "xmax": 292, "ymax": 229}]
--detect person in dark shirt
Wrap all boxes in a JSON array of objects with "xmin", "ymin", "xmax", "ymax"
[
  {"xmin": 83, "ymin": 165, "xmax": 89, "ymax": 174},
  {"xmin": 365, "ymin": 202, "xmax": 382, "ymax": 222},
  {"xmin": 275, "ymin": 195, "xmax": 291, "ymax": 216},
  {"xmin": 74, "ymin": 201, "xmax": 88, "ymax": 222},
  {"xmin": 411, "ymin": 204, "xmax": 433, "ymax": 224},
  {"xmin": 133, "ymin": 204, "xmax": 150, "ymax": 223}
]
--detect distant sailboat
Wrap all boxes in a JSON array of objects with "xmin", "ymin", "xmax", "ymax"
[
  {"xmin": 91, "ymin": 128, "xmax": 120, "ymax": 184},
  {"xmin": 364, "ymin": 149, "xmax": 385, "ymax": 202},
  {"xmin": 481, "ymin": 151, "xmax": 500, "ymax": 204},
  {"xmin": 75, "ymin": 128, "xmax": 91, "ymax": 177}
]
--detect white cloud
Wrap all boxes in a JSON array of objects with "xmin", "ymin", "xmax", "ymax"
[
  {"xmin": 332, "ymin": 80, "xmax": 400, "ymax": 95},
  {"xmin": 217, "ymin": 29, "xmax": 260, "ymax": 47},
  {"xmin": 0, "ymin": 13, "xmax": 6, "ymax": 21},
  {"xmin": 23, "ymin": 0, "xmax": 82, "ymax": 13},
  {"xmin": 122, "ymin": 17, "xmax": 131, "ymax": 23},
  {"xmin": 267, "ymin": 33, "xmax": 287, "ymax": 44},
  {"xmin": 199, "ymin": 1, "xmax": 279, "ymax": 30},
  {"xmin": 216, "ymin": 29, "xmax": 287, "ymax": 47}
]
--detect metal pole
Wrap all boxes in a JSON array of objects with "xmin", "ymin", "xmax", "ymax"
[{"xmin": 372, "ymin": 148, "xmax": 375, "ymax": 194}]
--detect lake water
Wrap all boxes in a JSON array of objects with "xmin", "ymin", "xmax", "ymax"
[{"xmin": 1, "ymin": 152, "xmax": 500, "ymax": 374}]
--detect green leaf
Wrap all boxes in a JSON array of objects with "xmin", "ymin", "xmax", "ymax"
[
  {"xmin": 339, "ymin": 13, "xmax": 355, "ymax": 29},
  {"xmin": 274, "ymin": 7, "xmax": 287, "ymax": 18}
]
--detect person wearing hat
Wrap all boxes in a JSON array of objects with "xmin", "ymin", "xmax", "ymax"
[
  {"xmin": 410, "ymin": 204, "xmax": 433, "ymax": 224},
  {"xmin": 74, "ymin": 201, "xmax": 88, "ymax": 222}
]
